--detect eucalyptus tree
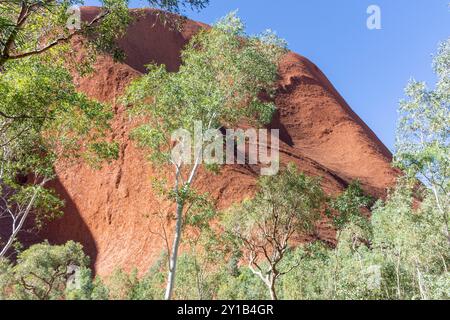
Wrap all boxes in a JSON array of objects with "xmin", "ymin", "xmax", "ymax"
[
  {"xmin": 0, "ymin": 0, "xmax": 211, "ymax": 258},
  {"xmin": 147, "ymin": 0, "xmax": 210, "ymax": 14},
  {"xmin": 0, "ymin": 0, "xmax": 131, "ymax": 67},
  {"xmin": 222, "ymin": 164, "xmax": 325, "ymax": 300},
  {"xmin": 123, "ymin": 12, "xmax": 286, "ymax": 300},
  {"xmin": 0, "ymin": 241, "xmax": 89, "ymax": 300},
  {"xmin": 0, "ymin": 0, "xmax": 210, "ymax": 67},
  {"xmin": 395, "ymin": 38, "xmax": 450, "ymax": 244},
  {"xmin": 0, "ymin": 0, "xmax": 130, "ymax": 257},
  {"xmin": 0, "ymin": 55, "xmax": 119, "ymax": 258}
]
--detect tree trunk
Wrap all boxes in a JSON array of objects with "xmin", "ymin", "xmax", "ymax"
[
  {"xmin": 0, "ymin": 185, "xmax": 40, "ymax": 257},
  {"xmin": 431, "ymin": 186, "xmax": 450, "ymax": 246},
  {"xmin": 416, "ymin": 266, "xmax": 427, "ymax": 300},
  {"xmin": 164, "ymin": 200, "xmax": 184, "ymax": 300},
  {"xmin": 163, "ymin": 131, "xmax": 202, "ymax": 300},
  {"xmin": 268, "ymin": 276, "xmax": 278, "ymax": 300},
  {"xmin": 396, "ymin": 256, "xmax": 401, "ymax": 299}
]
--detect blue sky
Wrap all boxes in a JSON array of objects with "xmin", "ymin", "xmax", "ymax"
[{"xmin": 85, "ymin": 0, "xmax": 450, "ymax": 151}]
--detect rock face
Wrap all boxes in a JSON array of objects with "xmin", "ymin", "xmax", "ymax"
[{"xmin": 38, "ymin": 7, "xmax": 398, "ymax": 275}]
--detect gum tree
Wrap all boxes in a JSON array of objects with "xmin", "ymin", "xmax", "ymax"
[
  {"xmin": 0, "ymin": 0, "xmax": 131, "ymax": 67},
  {"xmin": 0, "ymin": 241, "xmax": 89, "ymax": 300},
  {"xmin": 222, "ymin": 164, "xmax": 326, "ymax": 300},
  {"xmin": 0, "ymin": 55, "xmax": 118, "ymax": 257},
  {"xmin": 123, "ymin": 12, "xmax": 286, "ymax": 300},
  {"xmin": 0, "ymin": 0, "xmax": 210, "ymax": 67},
  {"xmin": 0, "ymin": 0, "xmax": 131, "ymax": 257},
  {"xmin": 147, "ymin": 0, "xmax": 210, "ymax": 14},
  {"xmin": 395, "ymin": 39, "xmax": 450, "ymax": 244}
]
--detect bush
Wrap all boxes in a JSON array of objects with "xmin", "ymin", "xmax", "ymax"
[{"xmin": 0, "ymin": 241, "xmax": 89, "ymax": 300}]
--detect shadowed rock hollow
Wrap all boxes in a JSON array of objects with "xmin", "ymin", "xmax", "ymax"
[{"xmin": 38, "ymin": 7, "xmax": 399, "ymax": 275}]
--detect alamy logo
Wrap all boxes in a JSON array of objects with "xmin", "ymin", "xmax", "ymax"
[
  {"xmin": 66, "ymin": 264, "xmax": 81, "ymax": 290},
  {"xmin": 171, "ymin": 122, "xmax": 280, "ymax": 176},
  {"xmin": 366, "ymin": 265, "xmax": 382, "ymax": 290},
  {"xmin": 367, "ymin": 5, "xmax": 382, "ymax": 30},
  {"xmin": 66, "ymin": 6, "xmax": 81, "ymax": 30}
]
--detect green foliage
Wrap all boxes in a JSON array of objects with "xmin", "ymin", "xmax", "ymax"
[
  {"xmin": 0, "ymin": 1, "xmax": 131, "ymax": 66},
  {"xmin": 0, "ymin": 0, "xmax": 210, "ymax": 65},
  {"xmin": 328, "ymin": 181, "xmax": 372, "ymax": 236},
  {"xmin": 122, "ymin": 11, "xmax": 286, "ymax": 237},
  {"xmin": 0, "ymin": 56, "xmax": 118, "ymax": 254},
  {"xmin": 222, "ymin": 164, "xmax": 326, "ymax": 299},
  {"xmin": 0, "ymin": 257, "xmax": 14, "ymax": 299},
  {"xmin": 85, "ymin": 0, "xmax": 131, "ymax": 61},
  {"xmin": 123, "ymin": 12, "xmax": 286, "ymax": 167},
  {"xmin": 65, "ymin": 266, "xmax": 96, "ymax": 300},
  {"xmin": 1, "ymin": 3, "xmax": 447, "ymax": 303},
  {"xmin": 1, "ymin": 241, "xmax": 90, "ymax": 300},
  {"xmin": 67, "ymin": 254, "xmax": 168, "ymax": 300},
  {"xmin": 395, "ymin": 38, "xmax": 449, "ymax": 241},
  {"xmin": 281, "ymin": 182, "xmax": 449, "ymax": 300},
  {"xmin": 0, "ymin": 1, "xmax": 126, "ymax": 256},
  {"xmin": 224, "ymin": 164, "xmax": 325, "ymax": 245},
  {"xmin": 131, "ymin": 258, "xmax": 167, "ymax": 300},
  {"xmin": 369, "ymin": 182, "xmax": 449, "ymax": 299},
  {"xmin": 147, "ymin": 0, "xmax": 210, "ymax": 13},
  {"xmin": 104, "ymin": 268, "xmax": 141, "ymax": 300},
  {"xmin": 3, "ymin": 187, "xmax": 448, "ymax": 301},
  {"xmin": 395, "ymin": 38, "xmax": 449, "ymax": 185},
  {"xmin": 0, "ymin": 57, "xmax": 116, "ymax": 175},
  {"xmin": 12, "ymin": 183, "xmax": 65, "ymax": 231},
  {"xmin": 216, "ymin": 267, "xmax": 269, "ymax": 300},
  {"xmin": 279, "ymin": 243, "xmax": 331, "ymax": 300},
  {"xmin": 123, "ymin": 12, "xmax": 286, "ymax": 299},
  {"xmin": 65, "ymin": 267, "xmax": 111, "ymax": 300},
  {"xmin": 87, "ymin": 251, "xmax": 269, "ymax": 300},
  {"xmin": 168, "ymin": 253, "xmax": 217, "ymax": 300},
  {"xmin": 281, "ymin": 39, "xmax": 450, "ymax": 300}
]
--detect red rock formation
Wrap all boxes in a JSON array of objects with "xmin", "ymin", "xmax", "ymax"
[{"xmin": 38, "ymin": 7, "xmax": 399, "ymax": 275}]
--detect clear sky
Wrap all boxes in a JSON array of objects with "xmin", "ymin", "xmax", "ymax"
[{"xmin": 85, "ymin": 0, "xmax": 450, "ymax": 151}]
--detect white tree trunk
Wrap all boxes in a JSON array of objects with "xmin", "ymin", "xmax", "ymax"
[
  {"xmin": 431, "ymin": 186, "xmax": 450, "ymax": 245},
  {"xmin": 268, "ymin": 276, "xmax": 278, "ymax": 301},
  {"xmin": 0, "ymin": 185, "xmax": 41, "ymax": 257},
  {"xmin": 416, "ymin": 266, "xmax": 427, "ymax": 300},
  {"xmin": 163, "ymin": 117, "xmax": 209, "ymax": 300},
  {"xmin": 164, "ymin": 200, "xmax": 184, "ymax": 300}
]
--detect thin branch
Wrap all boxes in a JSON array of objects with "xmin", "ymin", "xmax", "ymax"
[
  {"xmin": 1, "ymin": 0, "xmax": 29, "ymax": 58},
  {"xmin": 4, "ymin": 8, "xmax": 109, "ymax": 62}
]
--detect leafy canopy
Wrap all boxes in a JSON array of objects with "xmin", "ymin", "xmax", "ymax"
[
  {"xmin": 147, "ymin": 0, "xmax": 210, "ymax": 13},
  {"xmin": 224, "ymin": 164, "xmax": 325, "ymax": 243},
  {"xmin": 395, "ymin": 38, "xmax": 449, "ymax": 241},
  {"xmin": 0, "ymin": 1, "xmax": 210, "ymax": 64},
  {"xmin": 395, "ymin": 39, "xmax": 449, "ymax": 192},
  {"xmin": 221, "ymin": 164, "xmax": 326, "ymax": 299},
  {"xmin": 0, "ymin": 0, "xmax": 131, "ymax": 65},
  {"xmin": 1, "ymin": 241, "xmax": 89, "ymax": 300},
  {"xmin": 0, "ymin": 55, "xmax": 119, "ymax": 257},
  {"xmin": 123, "ymin": 11, "xmax": 287, "ymax": 166}
]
